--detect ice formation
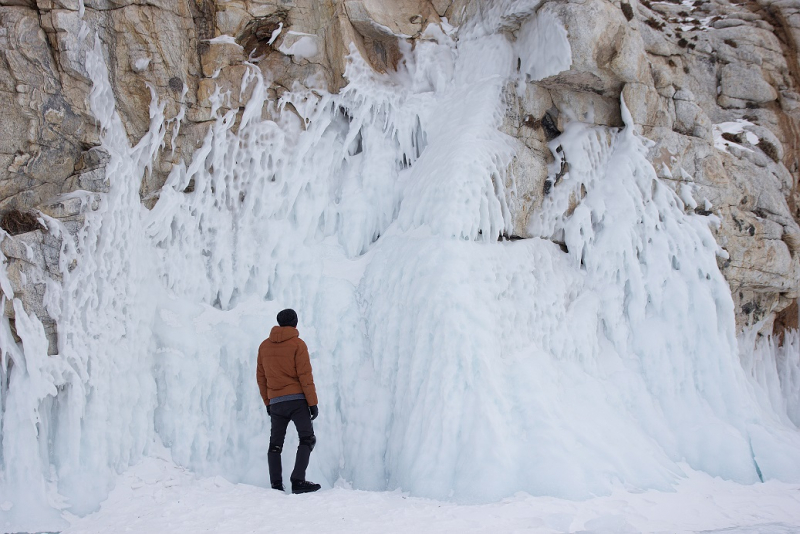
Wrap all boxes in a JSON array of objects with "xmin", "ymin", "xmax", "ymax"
[{"xmin": 1, "ymin": 1, "xmax": 799, "ymax": 531}]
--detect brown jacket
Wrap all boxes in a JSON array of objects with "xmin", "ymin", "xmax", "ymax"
[{"xmin": 256, "ymin": 326, "xmax": 318, "ymax": 406}]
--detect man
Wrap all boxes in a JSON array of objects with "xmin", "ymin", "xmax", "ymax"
[{"xmin": 256, "ymin": 308, "xmax": 321, "ymax": 494}]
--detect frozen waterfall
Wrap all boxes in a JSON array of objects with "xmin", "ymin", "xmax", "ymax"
[{"xmin": 1, "ymin": 2, "xmax": 800, "ymax": 532}]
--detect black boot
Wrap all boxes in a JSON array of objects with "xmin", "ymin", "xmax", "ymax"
[
  {"xmin": 291, "ymin": 479, "xmax": 321, "ymax": 494},
  {"xmin": 271, "ymin": 481, "xmax": 285, "ymax": 492}
]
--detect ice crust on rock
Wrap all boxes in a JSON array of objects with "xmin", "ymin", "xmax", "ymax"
[
  {"xmin": 515, "ymin": 6, "xmax": 572, "ymax": 84},
  {"xmin": 1, "ymin": 2, "xmax": 800, "ymax": 530}
]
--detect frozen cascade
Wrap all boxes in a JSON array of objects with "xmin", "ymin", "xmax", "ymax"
[{"xmin": 1, "ymin": 1, "xmax": 800, "ymax": 530}]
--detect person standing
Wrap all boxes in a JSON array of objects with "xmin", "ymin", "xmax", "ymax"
[{"xmin": 256, "ymin": 308, "xmax": 321, "ymax": 494}]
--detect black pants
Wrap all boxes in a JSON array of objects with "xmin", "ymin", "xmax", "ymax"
[{"xmin": 268, "ymin": 399, "xmax": 315, "ymax": 484}]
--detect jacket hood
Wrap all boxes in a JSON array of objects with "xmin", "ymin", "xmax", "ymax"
[{"xmin": 269, "ymin": 326, "xmax": 299, "ymax": 343}]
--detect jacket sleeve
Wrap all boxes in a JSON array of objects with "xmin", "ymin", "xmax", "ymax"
[
  {"xmin": 256, "ymin": 348, "xmax": 270, "ymax": 407},
  {"xmin": 295, "ymin": 340, "xmax": 318, "ymax": 406}
]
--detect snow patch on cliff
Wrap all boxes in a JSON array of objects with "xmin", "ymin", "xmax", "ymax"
[{"xmin": 516, "ymin": 7, "xmax": 572, "ymax": 84}]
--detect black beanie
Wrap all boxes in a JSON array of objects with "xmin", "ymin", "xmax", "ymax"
[{"xmin": 277, "ymin": 308, "xmax": 298, "ymax": 328}]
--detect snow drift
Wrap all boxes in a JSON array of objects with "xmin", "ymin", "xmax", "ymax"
[{"xmin": 1, "ymin": 1, "xmax": 799, "ymax": 531}]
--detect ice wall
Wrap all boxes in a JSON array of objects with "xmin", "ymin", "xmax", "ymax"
[{"xmin": 1, "ymin": 1, "xmax": 800, "ymax": 531}]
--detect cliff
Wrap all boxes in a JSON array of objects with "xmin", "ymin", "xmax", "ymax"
[
  {"xmin": 1, "ymin": 0, "xmax": 798, "ymax": 353},
  {"xmin": 3, "ymin": 1, "xmax": 800, "ymax": 528}
]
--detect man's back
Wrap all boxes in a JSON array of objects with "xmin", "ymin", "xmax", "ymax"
[{"xmin": 257, "ymin": 325, "xmax": 318, "ymax": 407}]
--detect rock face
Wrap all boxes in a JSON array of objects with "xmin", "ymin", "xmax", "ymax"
[
  {"xmin": 502, "ymin": 0, "xmax": 800, "ymax": 333},
  {"xmin": 0, "ymin": 0, "xmax": 798, "ymax": 338}
]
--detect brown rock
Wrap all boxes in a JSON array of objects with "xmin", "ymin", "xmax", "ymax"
[{"xmin": 0, "ymin": 0, "xmax": 798, "ymax": 340}]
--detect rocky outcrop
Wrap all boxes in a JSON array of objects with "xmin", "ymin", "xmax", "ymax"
[
  {"xmin": 501, "ymin": 0, "xmax": 800, "ymax": 333},
  {"xmin": 0, "ymin": 0, "xmax": 798, "ymax": 339}
]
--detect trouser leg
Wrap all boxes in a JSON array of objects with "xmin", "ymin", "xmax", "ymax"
[
  {"xmin": 289, "ymin": 401, "xmax": 315, "ymax": 482},
  {"xmin": 268, "ymin": 408, "xmax": 290, "ymax": 485}
]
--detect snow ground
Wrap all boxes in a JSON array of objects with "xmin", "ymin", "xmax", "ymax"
[{"xmin": 62, "ymin": 457, "xmax": 800, "ymax": 534}]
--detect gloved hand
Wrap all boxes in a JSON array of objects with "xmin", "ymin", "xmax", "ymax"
[
  {"xmin": 266, "ymin": 404, "xmax": 271, "ymax": 416},
  {"xmin": 309, "ymin": 405, "xmax": 319, "ymax": 420}
]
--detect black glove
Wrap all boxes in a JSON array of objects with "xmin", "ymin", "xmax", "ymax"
[
  {"xmin": 266, "ymin": 404, "xmax": 271, "ymax": 416},
  {"xmin": 309, "ymin": 405, "xmax": 318, "ymax": 420}
]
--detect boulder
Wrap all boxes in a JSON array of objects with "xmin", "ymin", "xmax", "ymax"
[{"xmin": 719, "ymin": 64, "xmax": 778, "ymax": 104}]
